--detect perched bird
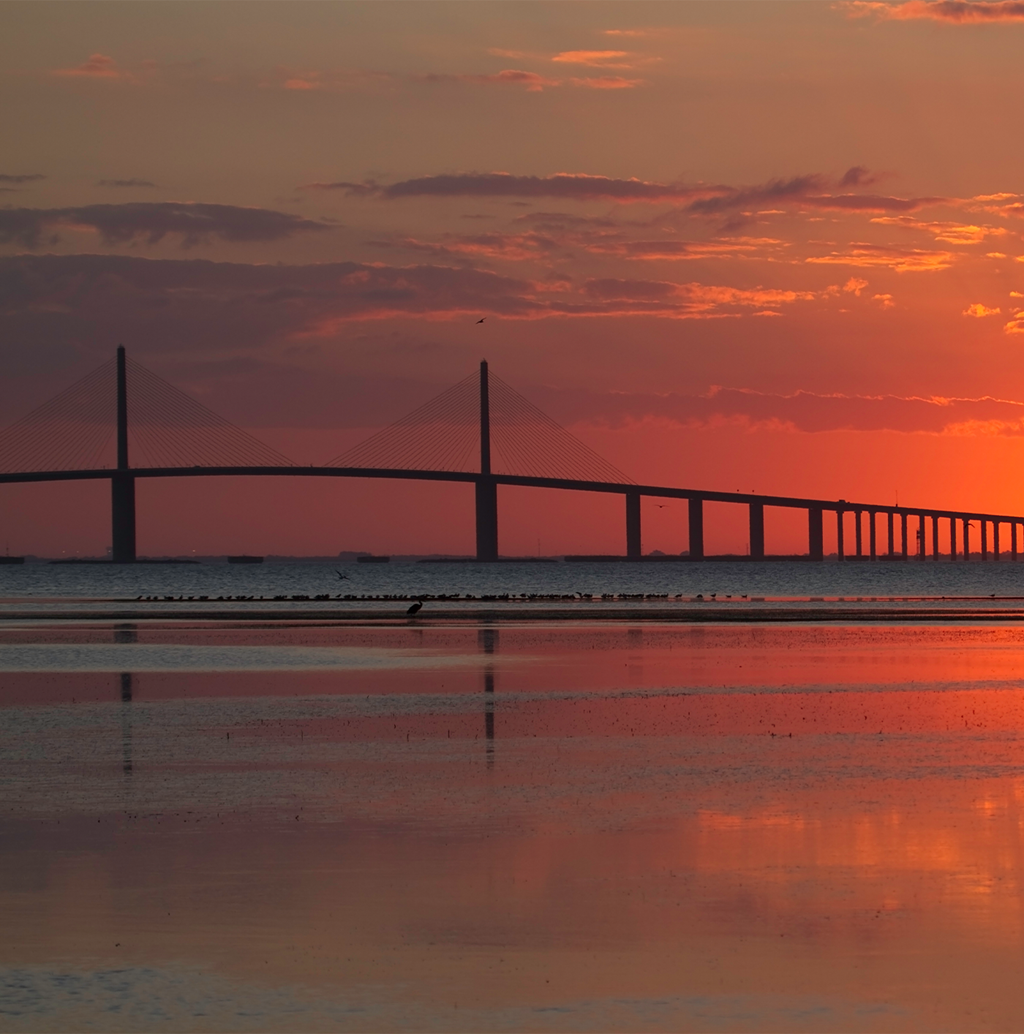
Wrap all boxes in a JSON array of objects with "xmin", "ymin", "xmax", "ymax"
[
  {"xmin": 476, "ymin": 317, "xmax": 486, "ymax": 324},
  {"xmin": 407, "ymin": 600, "xmax": 423, "ymax": 616},
  {"xmin": 335, "ymin": 570, "xmax": 348, "ymax": 580}
]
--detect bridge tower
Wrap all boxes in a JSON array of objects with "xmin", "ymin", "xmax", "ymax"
[
  {"xmin": 111, "ymin": 345, "xmax": 136, "ymax": 562},
  {"xmin": 475, "ymin": 360, "xmax": 499, "ymax": 561}
]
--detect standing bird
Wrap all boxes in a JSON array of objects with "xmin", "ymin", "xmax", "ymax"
[{"xmin": 407, "ymin": 600, "xmax": 423, "ymax": 616}]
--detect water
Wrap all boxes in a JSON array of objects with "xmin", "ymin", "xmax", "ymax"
[
  {"xmin": 5, "ymin": 568, "xmax": 1024, "ymax": 1030},
  {"xmin": 3, "ymin": 558, "xmax": 1024, "ymax": 603}
]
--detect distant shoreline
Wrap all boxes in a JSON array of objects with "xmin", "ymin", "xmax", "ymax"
[{"xmin": 4, "ymin": 600, "xmax": 1024, "ymax": 624}]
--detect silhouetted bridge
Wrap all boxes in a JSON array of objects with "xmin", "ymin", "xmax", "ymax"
[{"xmin": 1, "ymin": 347, "xmax": 1021, "ymax": 563}]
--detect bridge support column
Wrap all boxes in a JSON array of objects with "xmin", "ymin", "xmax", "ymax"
[
  {"xmin": 918, "ymin": 514, "xmax": 926, "ymax": 559},
  {"xmin": 1013, "ymin": 523, "xmax": 1018, "ymax": 562},
  {"xmin": 869, "ymin": 510, "xmax": 877, "ymax": 559},
  {"xmin": 950, "ymin": 516, "xmax": 957, "ymax": 560},
  {"xmin": 749, "ymin": 503, "xmax": 765, "ymax": 560},
  {"xmin": 808, "ymin": 507, "xmax": 823, "ymax": 561},
  {"xmin": 963, "ymin": 518, "xmax": 970, "ymax": 559},
  {"xmin": 625, "ymin": 491, "xmax": 641, "ymax": 559},
  {"xmin": 688, "ymin": 497, "xmax": 704, "ymax": 560},
  {"xmin": 887, "ymin": 512, "xmax": 894, "ymax": 557},
  {"xmin": 994, "ymin": 521, "xmax": 1001, "ymax": 561},
  {"xmin": 837, "ymin": 509, "xmax": 845, "ymax": 560},
  {"xmin": 111, "ymin": 474, "xmax": 136, "ymax": 563},
  {"xmin": 901, "ymin": 513, "xmax": 908, "ymax": 559},
  {"xmin": 111, "ymin": 344, "xmax": 135, "ymax": 563},
  {"xmin": 475, "ymin": 478, "xmax": 498, "ymax": 561},
  {"xmin": 855, "ymin": 510, "xmax": 863, "ymax": 558},
  {"xmin": 981, "ymin": 519, "xmax": 988, "ymax": 561},
  {"xmin": 932, "ymin": 514, "xmax": 940, "ymax": 560}
]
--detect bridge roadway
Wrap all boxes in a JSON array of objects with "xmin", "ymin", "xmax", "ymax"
[{"xmin": 2, "ymin": 464, "xmax": 1021, "ymax": 562}]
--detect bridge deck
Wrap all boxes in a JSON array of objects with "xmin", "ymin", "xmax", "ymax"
[{"xmin": 0, "ymin": 465, "xmax": 1021, "ymax": 525}]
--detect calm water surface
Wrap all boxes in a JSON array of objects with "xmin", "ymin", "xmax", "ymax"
[{"xmin": 3, "ymin": 576, "xmax": 1024, "ymax": 1031}]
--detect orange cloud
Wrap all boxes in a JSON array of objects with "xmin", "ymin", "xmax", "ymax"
[
  {"xmin": 422, "ymin": 69, "xmax": 560, "ymax": 91},
  {"xmin": 843, "ymin": 277, "xmax": 869, "ymax": 295},
  {"xmin": 874, "ymin": 293, "xmax": 896, "ymax": 308},
  {"xmin": 807, "ymin": 243, "xmax": 956, "ymax": 271},
  {"xmin": 52, "ymin": 54, "xmax": 134, "ymax": 82},
  {"xmin": 568, "ymin": 76, "xmax": 648, "ymax": 89},
  {"xmin": 582, "ymin": 237, "xmax": 782, "ymax": 260},
  {"xmin": 551, "ymin": 50, "xmax": 636, "ymax": 67},
  {"xmin": 842, "ymin": 0, "xmax": 1024, "ymax": 22},
  {"xmin": 271, "ymin": 68, "xmax": 394, "ymax": 92},
  {"xmin": 964, "ymin": 303, "xmax": 1002, "ymax": 317},
  {"xmin": 870, "ymin": 215, "xmax": 1008, "ymax": 244},
  {"xmin": 1004, "ymin": 317, "xmax": 1024, "ymax": 334}
]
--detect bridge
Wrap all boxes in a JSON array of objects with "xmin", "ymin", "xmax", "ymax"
[{"xmin": 0, "ymin": 346, "xmax": 1021, "ymax": 563}]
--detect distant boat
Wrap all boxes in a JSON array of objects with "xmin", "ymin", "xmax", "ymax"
[
  {"xmin": 227, "ymin": 555, "xmax": 264, "ymax": 564},
  {"xmin": 0, "ymin": 556, "xmax": 24, "ymax": 564},
  {"xmin": 357, "ymin": 555, "xmax": 390, "ymax": 563}
]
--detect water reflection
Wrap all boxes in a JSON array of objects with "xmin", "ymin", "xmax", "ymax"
[
  {"xmin": 479, "ymin": 626, "xmax": 496, "ymax": 766},
  {"xmin": 4, "ymin": 621, "xmax": 1024, "ymax": 1030},
  {"xmin": 115, "ymin": 624, "xmax": 136, "ymax": 776}
]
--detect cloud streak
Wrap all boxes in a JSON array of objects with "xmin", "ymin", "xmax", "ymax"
[
  {"xmin": 307, "ymin": 169, "xmax": 944, "ymax": 215},
  {"xmin": 97, "ymin": 179, "xmax": 158, "ymax": 189},
  {"xmin": 0, "ymin": 203, "xmax": 333, "ymax": 249},
  {"xmin": 51, "ymin": 53, "xmax": 135, "ymax": 81},
  {"xmin": 842, "ymin": 0, "xmax": 1024, "ymax": 22}
]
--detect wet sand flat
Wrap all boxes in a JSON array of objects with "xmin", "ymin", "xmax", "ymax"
[{"xmin": 2, "ymin": 621, "xmax": 1024, "ymax": 1031}]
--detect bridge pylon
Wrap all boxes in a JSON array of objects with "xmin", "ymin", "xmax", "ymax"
[
  {"xmin": 476, "ymin": 360, "xmax": 498, "ymax": 561},
  {"xmin": 111, "ymin": 345, "xmax": 136, "ymax": 563}
]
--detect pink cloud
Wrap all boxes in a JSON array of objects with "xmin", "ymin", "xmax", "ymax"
[
  {"xmin": 51, "ymin": 54, "xmax": 134, "ymax": 82},
  {"xmin": 551, "ymin": 50, "xmax": 635, "ymax": 68},
  {"xmin": 568, "ymin": 76, "xmax": 648, "ymax": 89},
  {"xmin": 807, "ymin": 243, "xmax": 956, "ymax": 272},
  {"xmin": 421, "ymin": 69, "xmax": 560, "ymax": 91},
  {"xmin": 842, "ymin": 0, "xmax": 1024, "ymax": 22}
]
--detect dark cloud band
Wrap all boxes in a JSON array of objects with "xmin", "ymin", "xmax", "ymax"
[{"xmin": 0, "ymin": 202, "xmax": 333, "ymax": 249}]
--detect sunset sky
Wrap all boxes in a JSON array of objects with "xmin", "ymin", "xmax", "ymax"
[{"xmin": 3, "ymin": 0, "xmax": 1024, "ymax": 557}]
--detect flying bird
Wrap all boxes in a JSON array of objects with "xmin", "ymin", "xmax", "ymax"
[
  {"xmin": 476, "ymin": 317, "xmax": 486, "ymax": 324},
  {"xmin": 335, "ymin": 570, "xmax": 348, "ymax": 580},
  {"xmin": 407, "ymin": 600, "xmax": 423, "ymax": 616}
]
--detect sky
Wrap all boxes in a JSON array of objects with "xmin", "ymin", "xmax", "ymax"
[{"xmin": 2, "ymin": 0, "xmax": 1024, "ymax": 557}]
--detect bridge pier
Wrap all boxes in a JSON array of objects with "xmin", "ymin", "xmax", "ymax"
[
  {"xmin": 475, "ymin": 359, "xmax": 499, "ymax": 562},
  {"xmin": 688, "ymin": 497, "xmax": 704, "ymax": 560},
  {"xmin": 111, "ymin": 345, "xmax": 136, "ymax": 563},
  {"xmin": 932, "ymin": 514, "xmax": 939, "ymax": 560},
  {"xmin": 111, "ymin": 475, "xmax": 136, "ymax": 563},
  {"xmin": 749, "ymin": 503, "xmax": 765, "ymax": 560},
  {"xmin": 901, "ymin": 513, "xmax": 908, "ymax": 559},
  {"xmin": 808, "ymin": 507, "xmax": 823, "ymax": 560},
  {"xmin": 981, "ymin": 519, "xmax": 988, "ymax": 561},
  {"xmin": 837, "ymin": 509, "xmax": 845, "ymax": 560},
  {"xmin": 475, "ymin": 479, "xmax": 498, "ymax": 561},
  {"xmin": 963, "ymin": 518, "xmax": 970, "ymax": 559},
  {"xmin": 994, "ymin": 521, "xmax": 1001, "ymax": 561},
  {"xmin": 869, "ymin": 510, "xmax": 877, "ymax": 559},
  {"xmin": 1014, "ymin": 523, "xmax": 1018, "ymax": 562},
  {"xmin": 626, "ymin": 491, "xmax": 641, "ymax": 559},
  {"xmin": 855, "ymin": 509, "xmax": 863, "ymax": 558}
]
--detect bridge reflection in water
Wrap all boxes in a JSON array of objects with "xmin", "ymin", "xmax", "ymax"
[{"xmin": 2, "ymin": 347, "xmax": 1021, "ymax": 563}]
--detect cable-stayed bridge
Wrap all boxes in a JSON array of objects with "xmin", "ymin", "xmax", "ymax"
[{"xmin": 0, "ymin": 347, "xmax": 1021, "ymax": 563}]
